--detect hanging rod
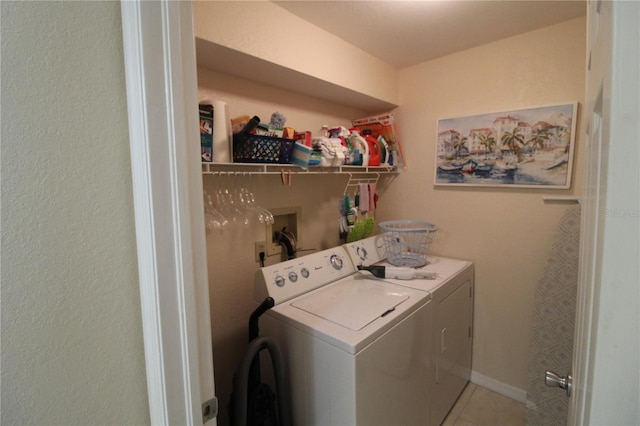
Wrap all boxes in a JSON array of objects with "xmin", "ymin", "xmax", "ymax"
[{"xmin": 201, "ymin": 162, "xmax": 399, "ymax": 175}]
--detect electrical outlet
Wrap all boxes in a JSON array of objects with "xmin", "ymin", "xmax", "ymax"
[{"xmin": 255, "ymin": 241, "xmax": 267, "ymax": 262}]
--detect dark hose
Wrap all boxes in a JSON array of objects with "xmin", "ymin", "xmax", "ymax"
[
  {"xmin": 233, "ymin": 336, "xmax": 292, "ymax": 426},
  {"xmin": 249, "ymin": 297, "xmax": 275, "ymax": 342},
  {"xmin": 248, "ymin": 297, "xmax": 275, "ymax": 391}
]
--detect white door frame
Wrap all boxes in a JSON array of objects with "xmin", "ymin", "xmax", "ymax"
[
  {"xmin": 569, "ymin": 1, "xmax": 640, "ymax": 424},
  {"xmin": 121, "ymin": 1, "xmax": 215, "ymax": 424}
]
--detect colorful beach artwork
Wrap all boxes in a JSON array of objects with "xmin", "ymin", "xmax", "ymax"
[{"xmin": 435, "ymin": 102, "xmax": 578, "ymax": 189}]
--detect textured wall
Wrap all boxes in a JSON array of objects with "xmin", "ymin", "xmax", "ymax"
[
  {"xmin": 382, "ymin": 17, "xmax": 587, "ymax": 394},
  {"xmin": 1, "ymin": 2, "xmax": 149, "ymax": 424}
]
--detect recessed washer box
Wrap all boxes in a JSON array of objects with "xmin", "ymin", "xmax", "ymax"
[{"xmin": 267, "ymin": 206, "xmax": 302, "ymax": 258}]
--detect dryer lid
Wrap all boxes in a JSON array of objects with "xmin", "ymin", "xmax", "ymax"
[{"xmin": 291, "ymin": 279, "xmax": 409, "ymax": 331}]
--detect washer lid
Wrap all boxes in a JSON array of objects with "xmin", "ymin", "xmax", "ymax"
[{"xmin": 291, "ymin": 279, "xmax": 409, "ymax": 331}]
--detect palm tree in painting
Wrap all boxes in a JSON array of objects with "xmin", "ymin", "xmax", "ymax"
[
  {"xmin": 453, "ymin": 135, "xmax": 468, "ymax": 159},
  {"xmin": 526, "ymin": 128, "xmax": 550, "ymax": 154},
  {"xmin": 556, "ymin": 126, "xmax": 572, "ymax": 154},
  {"xmin": 478, "ymin": 134, "xmax": 496, "ymax": 159},
  {"xmin": 501, "ymin": 128, "xmax": 525, "ymax": 161}
]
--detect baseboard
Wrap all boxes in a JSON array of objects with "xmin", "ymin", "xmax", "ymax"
[{"xmin": 470, "ymin": 371, "xmax": 528, "ymax": 403}]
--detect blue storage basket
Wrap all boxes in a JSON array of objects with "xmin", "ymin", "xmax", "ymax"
[{"xmin": 233, "ymin": 133, "xmax": 295, "ymax": 164}]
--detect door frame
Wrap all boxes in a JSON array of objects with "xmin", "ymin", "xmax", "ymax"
[
  {"xmin": 569, "ymin": 1, "xmax": 640, "ymax": 424},
  {"xmin": 120, "ymin": 1, "xmax": 215, "ymax": 424}
]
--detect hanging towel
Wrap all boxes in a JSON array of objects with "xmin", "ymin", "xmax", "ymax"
[
  {"xmin": 525, "ymin": 204, "xmax": 581, "ymax": 426},
  {"xmin": 368, "ymin": 183, "xmax": 377, "ymax": 212},
  {"xmin": 358, "ymin": 183, "xmax": 369, "ymax": 212}
]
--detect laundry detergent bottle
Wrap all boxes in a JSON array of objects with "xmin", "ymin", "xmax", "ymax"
[
  {"xmin": 377, "ymin": 136, "xmax": 390, "ymax": 165},
  {"xmin": 349, "ymin": 129, "xmax": 369, "ymax": 166},
  {"xmin": 361, "ymin": 129, "xmax": 381, "ymax": 166}
]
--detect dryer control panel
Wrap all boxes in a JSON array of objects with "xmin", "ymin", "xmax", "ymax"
[
  {"xmin": 254, "ymin": 247, "xmax": 355, "ymax": 305},
  {"xmin": 343, "ymin": 235, "xmax": 387, "ymax": 267}
]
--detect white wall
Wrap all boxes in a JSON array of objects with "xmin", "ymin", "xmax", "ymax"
[
  {"xmin": 381, "ymin": 18, "xmax": 587, "ymax": 393},
  {"xmin": 1, "ymin": 2, "xmax": 149, "ymax": 424}
]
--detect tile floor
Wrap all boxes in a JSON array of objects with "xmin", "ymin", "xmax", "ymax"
[{"xmin": 442, "ymin": 383, "xmax": 526, "ymax": 426}]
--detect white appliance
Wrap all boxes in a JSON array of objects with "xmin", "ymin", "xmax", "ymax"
[
  {"xmin": 254, "ymin": 246, "xmax": 432, "ymax": 425},
  {"xmin": 344, "ymin": 235, "xmax": 474, "ymax": 426}
]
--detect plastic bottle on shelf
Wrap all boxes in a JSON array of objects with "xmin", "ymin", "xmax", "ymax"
[
  {"xmin": 361, "ymin": 129, "xmax": 381, "ymax": 166},
  {"xmin": 240, "ymin": 116, "xmax": 260, "ymax": 134},
  {"xmin": 349, "ymin": 128, "xmax": 369, "ymax": 166},
  {"xmin": 377, "ymin": 136, "xmax": 390, "ymax": 165}
]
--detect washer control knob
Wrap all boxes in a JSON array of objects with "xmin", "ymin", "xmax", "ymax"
[
  {"xmin": 300, "ymin": 267, "xmax": 310, "ymax": 278},
  {"xmin": 274, "ymin": 275, "xmax": 286, "ymax": 287},
  {"xmin": 330, "ymin": 254, "xmax": 343, "ymax": 270},
  {"xmin": 288, "ymin": 271, "xmax": 298, "ymax": 283},
  {"xmin": 356, "ymin": 246, "xmax": 368, "ymax": 261}
]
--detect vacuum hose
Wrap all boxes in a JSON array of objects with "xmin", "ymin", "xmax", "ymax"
[
  {"xmin": 249, "ymin": 298, "xmax": 275, "ymax": 342},
  {"xmin": 233, "ymin": 336, "xmax": 292, "ymax": 426}
]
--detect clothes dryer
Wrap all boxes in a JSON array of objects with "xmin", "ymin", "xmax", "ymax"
[{"xmin": 344, "ymin": 235, "xmax": 474, "ymax": 426}]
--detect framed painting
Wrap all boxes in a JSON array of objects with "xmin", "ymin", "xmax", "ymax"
[{"xmin": 434, "ymin": 102, "xmax": 578, "ymax": 189}]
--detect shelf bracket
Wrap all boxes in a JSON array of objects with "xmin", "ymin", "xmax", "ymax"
[
  {"xmin": 542, "ymin": 196, "xmax": 581, "ymax": 204},
  {"xmin": 343, "ymin": 172, "xmax": 380, "ymax": 196}
]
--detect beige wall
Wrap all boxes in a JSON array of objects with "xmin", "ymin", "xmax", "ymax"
[
  {"xmin": 1, "ymin": 2, "xmax": 149, "ymax": 424},
  {"xmin": 380, "ymin": 17, "xmax": 587, "ymax": 391},
  {"xmin": 193, "ymin": 1, "xmax": 399, "ymax": 107}
]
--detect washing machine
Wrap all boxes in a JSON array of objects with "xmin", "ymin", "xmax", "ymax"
[
  {"xmin": 344, "ymin": 235, "xmax": 474, "ymax": 426},
  {"xmin": 254, "ymin": 245, "xmax": 432, "ymax": 425}
]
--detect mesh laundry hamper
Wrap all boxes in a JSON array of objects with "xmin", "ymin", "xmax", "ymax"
[{"xmin": 378, "ymin": 220, "xmax": 438, "ymax": 268}]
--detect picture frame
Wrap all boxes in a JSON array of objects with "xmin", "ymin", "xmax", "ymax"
[{"xmin": 434, "ymin": 102, "xmax": 578, "ymax": 189}]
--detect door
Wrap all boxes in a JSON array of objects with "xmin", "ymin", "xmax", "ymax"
[
  {"xmin": 569, "ymin": 1, "xmax": 640, "ymax": 424},
  {"xmin": 432, "ymin": 274, "xmax": 473, "ymax": 426}
]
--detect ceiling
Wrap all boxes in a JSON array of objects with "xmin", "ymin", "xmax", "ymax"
[{"xmin": 274, "ymin": 0, "xmax": 586, "ymax": 68}]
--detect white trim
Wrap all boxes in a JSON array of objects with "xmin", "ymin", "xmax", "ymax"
[
  {"xmin": 470, "ymin": 371, "xmax": 528, "ymax": 404},
  {"xmin": 121, "ymin": 1, "xmax": 214, "ymax": 424},
  {"xmin": 571, "ymin": 1, "xmax": 640, "ymax": 424}
]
